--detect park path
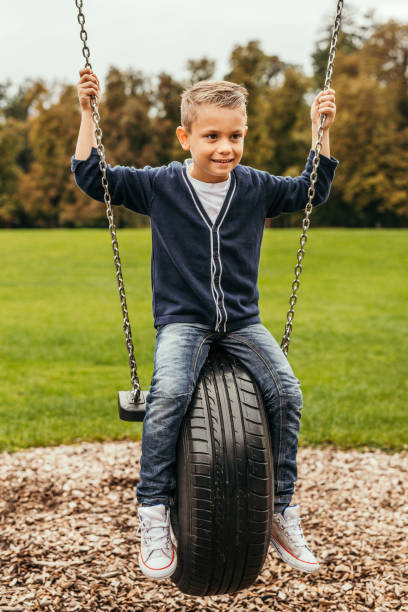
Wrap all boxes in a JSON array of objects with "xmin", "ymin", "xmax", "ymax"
[{"xmin": 0, "ymin": 440, "xmax": 407, "ymax": 611}]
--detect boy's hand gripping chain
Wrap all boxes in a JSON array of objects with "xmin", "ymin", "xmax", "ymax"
[
  {"xmin": 281, "ymin": 0, "xmax": 343, "ymax": 357},
  {"xmin": 75, "ymin": 0, "xmax": 142, "ymax": 404}
]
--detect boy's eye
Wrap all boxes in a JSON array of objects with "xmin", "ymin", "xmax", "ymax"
[{"xmin": 205, "ymin": 134, "xmax": 242, "ymax": 140}]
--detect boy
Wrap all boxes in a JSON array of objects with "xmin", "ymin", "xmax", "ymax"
[{"xmin": 72, "ymin": 68, "xmax": 338, "ymax": 580}]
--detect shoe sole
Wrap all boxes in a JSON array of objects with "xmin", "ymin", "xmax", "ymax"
[{"xmin": 271, "ymin": 536, "xmax": 319, "ymax": 574}]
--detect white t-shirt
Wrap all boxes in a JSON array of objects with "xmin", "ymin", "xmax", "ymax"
[{"xmin": 185, "ymin": 158, "xmax": 231, "ymax": 225}]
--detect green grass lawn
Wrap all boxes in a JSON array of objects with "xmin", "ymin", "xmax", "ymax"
[{"xmin": 1, "ymin": 228, "xmax": 407, "ymax": 452}]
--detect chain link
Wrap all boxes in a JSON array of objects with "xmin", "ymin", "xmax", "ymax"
[
  {"xmin": 281, "ymin": 0, "xmax": 343, "ymax": 356},
  {"xmin": 74, "ymin": 0, "xmax": 141, "ymax": 401}
]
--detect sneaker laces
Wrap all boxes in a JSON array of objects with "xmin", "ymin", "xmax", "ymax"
[
  {"xmin": 282, "ymin": 517, "xmax": 307, "ymax": 548},
  {"xmin": 138, "ymin": 517, "xmax": 172, "ymax": 559}
]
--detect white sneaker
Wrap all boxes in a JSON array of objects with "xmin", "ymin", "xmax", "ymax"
[
  {"xmin": 138, "ymin": 504, "xmax": 177, "ymax": 579},
  {"xmin": 271, "ymin": 504, "xmax": 319, "ymax": 573}
]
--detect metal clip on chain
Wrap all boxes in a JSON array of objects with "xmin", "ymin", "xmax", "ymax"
[
  {"xmin": 75, "ymin": 0, "xmax": 141, "ymax": 402},
  {"xmin": 281, "ymin": 0, "xmax": 343, "ymax": 357}
]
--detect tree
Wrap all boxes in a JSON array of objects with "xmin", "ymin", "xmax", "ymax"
[
  {"xmin": 223, "ymin": 41, "xmax": 289, "ymax": 170},
  {"xmin": 312, "ymin": 7, "xmax": 377, "ymax": 87},
  {"xmin": 259, "ymin": 67, "xmax": 311, "ymax": 175},
  {"xmin": 0, "ymin": 79, "xmax": 48, "ymax": 227},
  {"xmin": 0, "ymin": 117, "xmax": 27, "ymax": 227},
  {"xmin": 2, "ymin": 20, "xmax": 408, "ymax": 229},
  {"xmin": 16, "ymin": 84, "xmax": 103, "ymax": 227},
  {"xmin": 150, "ymin": 72, "xmax": 184, "ymax": 166},
  {"xmin": 102, "ymin": 67, "xmax": 153, "ymax": 167},
  {"xmin": 325, "ymin": 21, "xmax": 408, "ymax": 226},
  {"xmin": 186, "ymin": 57, "xmax": 216, "ymax": 84}
]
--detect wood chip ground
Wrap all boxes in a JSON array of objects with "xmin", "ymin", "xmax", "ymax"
[{"xmin": 0, "ymin": 441, "xmax": 407, "ymax": 611}]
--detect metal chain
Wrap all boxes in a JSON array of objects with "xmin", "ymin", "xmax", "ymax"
[
  {"xmin": 281, "ymin": 0, "xmax": 343, "ymax": 356},
  {"xmin": 75, "ymin": 0, "xmax": 141, "ymax": 401}
]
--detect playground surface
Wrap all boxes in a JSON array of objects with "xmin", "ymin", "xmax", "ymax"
[{"xmin": 1, "ymin": 441, "xmax": 406, "ymax": 611}]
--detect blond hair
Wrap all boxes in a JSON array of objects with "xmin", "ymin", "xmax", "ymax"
[{"xmin": 180, "ymin": 80, "xmax": 248, "ymax": 132}]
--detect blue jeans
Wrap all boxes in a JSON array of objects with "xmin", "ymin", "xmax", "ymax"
[{"xmin": 137, "ymin": 323, "xmax": 303, "ymax": 507}]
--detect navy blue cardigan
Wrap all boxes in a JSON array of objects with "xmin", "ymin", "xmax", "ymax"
[{"xmin": 71, "ymin": 148, "xmax": 338, "ymax": 332}]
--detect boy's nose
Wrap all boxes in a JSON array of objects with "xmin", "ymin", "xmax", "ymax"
[{"xmin": 216, "ymin": 140, "xmax": 233, "ymax": 155}]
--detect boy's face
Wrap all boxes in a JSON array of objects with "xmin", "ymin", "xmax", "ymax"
[{"xmin": 176, "ymin": 104, "xmax": 248, "ymax": 183}]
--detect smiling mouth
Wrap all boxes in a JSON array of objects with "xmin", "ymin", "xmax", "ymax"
[{"xmin": 211, "ymin": 159, "xmax": 233, "ymax": 164}]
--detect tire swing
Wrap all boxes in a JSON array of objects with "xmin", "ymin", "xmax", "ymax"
[{"xmin": 74, "ymin": 0, "xmax": 343, "ymax": 597}]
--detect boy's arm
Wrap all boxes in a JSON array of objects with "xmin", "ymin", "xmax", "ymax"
[
  {"xmin": 72, "ymin": 68, "xmax": 154, "ymax": 216},
  {"xmin": 263, "ymin": 150, "xmax": 339, "ymax": 219},
  {"xmin": 312, "ymin": 126, "xmax": 330, "ymax": 158},
  {"xmin": 71, "ymin": 150, "xmax": 155, "ymax": 216},
  {"xmin": 75, "ymin": 68, "xmax": 98, "ymax": 159},
  {"xmin": 75, "ymin": 110, "xmax": 97, "ymax": 160},
  {"xmin": 265, "ymin": 88, "xmax": 338, "ymax": 218},
  {"xmin": 310, "ymin": 89, "xmax": 335, "ymax": 158}
]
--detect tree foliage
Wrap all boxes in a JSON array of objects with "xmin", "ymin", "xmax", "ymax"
[
  {"xmin": 1, "ymin": 15, "xmax": 408, "ymax": 228},
  {"xmin": 322, "ymin": 19, "xmax": 408, "ymax": 226}
]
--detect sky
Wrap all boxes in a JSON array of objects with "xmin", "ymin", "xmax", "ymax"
[{"xmin": 1, "ymin": 0, "xmax": 408, "ymax": 90}]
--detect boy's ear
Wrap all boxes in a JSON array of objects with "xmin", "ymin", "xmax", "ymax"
[{"xmin": 176, "ymin": 126, "xmax": 190, "ymax": 151}]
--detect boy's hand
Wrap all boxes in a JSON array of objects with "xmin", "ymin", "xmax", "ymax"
[
  {"xmin": 311, "ymin": 88, "xmax": 336, "ymax": 130},
  {"xmin": 77, "ymin": 68, "xmax": 101, "ymax": 112}
]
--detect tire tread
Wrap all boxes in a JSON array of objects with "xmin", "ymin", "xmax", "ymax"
[{"xmin": 171, "ymin": 347, "xmax": 273, "ymax": 596}]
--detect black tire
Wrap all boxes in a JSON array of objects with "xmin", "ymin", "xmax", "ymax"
[{"xmin": 170, "ymin": 347, "xmax": 274, "ymax": 596}]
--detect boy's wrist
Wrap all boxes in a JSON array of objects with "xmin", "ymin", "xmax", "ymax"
[
  {"xmin": 81, "ymin": 108, "xmax": 94, "ymax": 117},
  {"xmin": 311, "ymin": 122, "xmax": 330, "ymax": 157},
  {"xmin": 312, "ymin": 122, "xmax": 329, "ymax": 133}
]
